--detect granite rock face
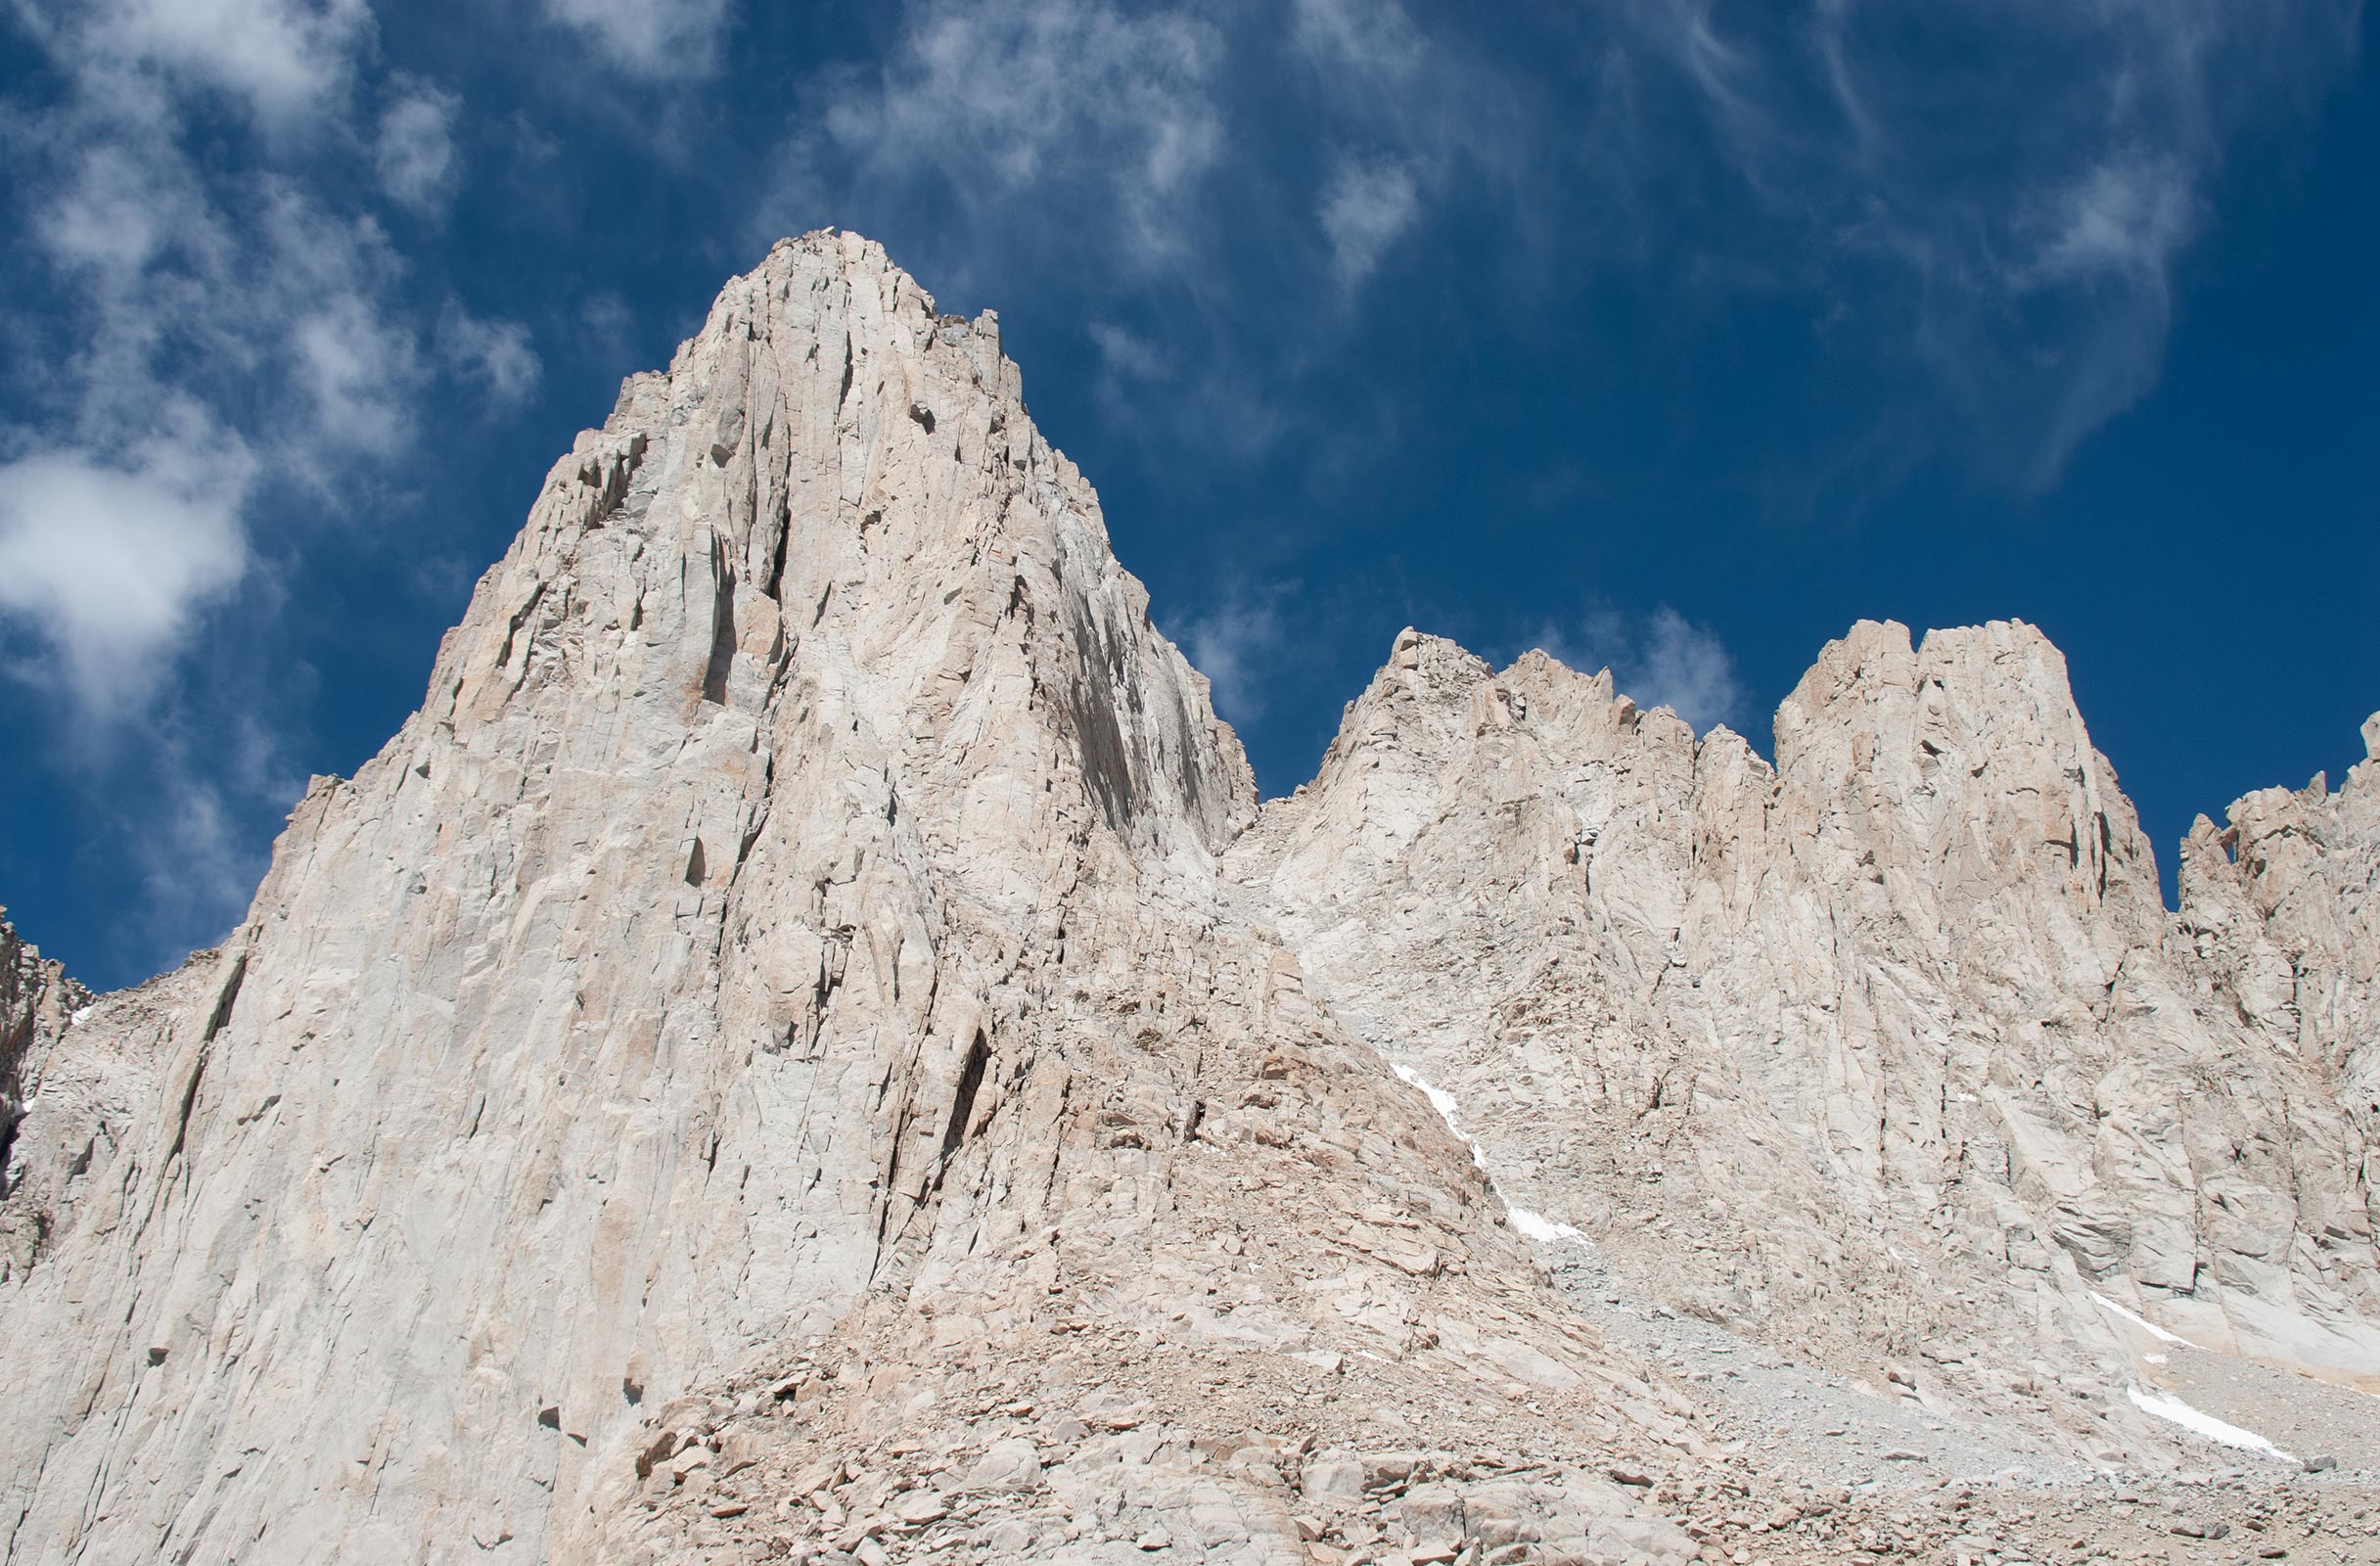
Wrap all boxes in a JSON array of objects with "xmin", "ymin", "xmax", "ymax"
[
  {"xmin": 1, "ymin": 907, "xmax": 94, "ymax": 1281},
  {"xmin": 0, "ymin": 236, "xmax": 1700, "ymax": 1565},
  {"xmin": 1, "ymin": 235, "xmax": 2374, "ymax": 1564},
  {"xmin": 1241, "ymin": 623, "xmax": 2380, "ymax": 1449}
]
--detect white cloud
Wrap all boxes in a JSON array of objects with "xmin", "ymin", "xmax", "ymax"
[
  {"xmin": 35, "ymin": 144, "xmax": 225, "ymax": 280},
  {"xmin": 1295, "ymin": 0, "xmax": 1437, "ymax": 293},
  {"xmin": 1291, "ymin": 0, "xmax": 1425, "ymax": 81},
  {"xmin": 291, "ymin": 297, "xmax": 421, "ymax": 456},
  {"xmin": 1288, "ymin": 0, "xmax": 1526, "ymax": 300},
  {"xmin": 1628, "ymin": 605, "xmax": 1748, "ymax": 732},
  {"xmin": 0, "ymin": 424, "xmax": 254, "ymax": 709},
  {"xmin": 200, "ymin": 190, "xmax": 433, "ymax": 472},
  {"xmin": 438, "ymin": 309, "xmax": 542, "ymax": 406},
  {"xmin": 15, "ymin": 19, "xmax": 427, "ymax": 465},
  {"xmin": 540, "ymin": 0, "xmax": 734, "ymax": 78},
  {"xmin": 813, "ymin": 0, "xmax": 1223, "ymax": 270},
  {"xmin": 74, "ymin": 0, "xmax": 372, "ymax": 120},
  {"xmin": 1173, "ymin": 584, "xmax": 1295, "ymax": 724},
  {"xmin": 1318, "ymin": 157, "xmax": 1420, "ymax": 286},
  {"xmin": 133, "ymin": 767, "xmax": 262, "ymax": 950},
  {"xmin": 376, "ymin": 80, "xmax": 461, "ymax": 214},
  {"xmin": 1617, "ymin": 0, "xmax": 2360, "ymax": 486},
  {"xmin": 578, "ymin": 290, "xmax": 635, "ymax": 365},
  {"xmin": 2025, "ymin": 154, "xmax": 2196, "ymax": 288},
  {"xmin": 3, "ymin": 0, "xmax": 526, "ymax": 970},
  {"xmin": 1535, "ymin": 603, "xmax": 1748, "ymax": 734},
  {"xmin": 116, "ymin": 722, "xmax": 298, "ymax": 965},
  {"xmin": 1089, "ymin": 321, "xmax": 1170, "ymax": 385},
  {"xmin": 3, "ymin": 6, "xmax": 461, "ymax": 711}
]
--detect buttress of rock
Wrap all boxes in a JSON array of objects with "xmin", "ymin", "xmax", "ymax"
[
  {"xmin": 1243, "ymin": 619, "xmax": 2380, "ymax": 1453},
  {"xmin": 3, "ymin": 232, "xmax": 2375, "ymax": 1566},
  {"xmin": 0, "ymin": 235, "xmax": 1699, "ymax": 1566}
]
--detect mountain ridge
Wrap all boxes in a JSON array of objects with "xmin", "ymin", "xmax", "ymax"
[{"xmin": 2, "ymin": 232, "xmax": 2373, "ymax": 1566}]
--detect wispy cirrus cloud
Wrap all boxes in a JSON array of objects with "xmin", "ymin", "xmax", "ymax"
[
  {"xmin": 538, "ymin": 0, "xmax": 735, "ymax": 79},
  {"xmin": 1318, "ymin": 158, "xmax": 1420, "ymax": 287},
  {"xmin": 1606, "ymin": 0, "xmax": 2360, "ymax": 486},
  {"xmin": 793, "ymin": 0, "xmax": 1224, "ymax": 273},
  {"xmin": 1290, "ymin": 0, "xmax": 1520, "ymax": 296},
  {"xmin": 438, "ymin": 308, "xmax": 542, "ymax": 406}
]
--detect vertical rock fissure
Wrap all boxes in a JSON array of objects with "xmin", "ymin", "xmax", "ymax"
[
  {"xmin": 164, "ymin": 952, "xmax": 247, "ymax": 1175},
  {"xmin": 702, "ymin": 534, "xmax": 737, "ymax": 706},
  {"xmin": 937, "ymin": 1032, "xmax": 991, "ymax": 1176}
]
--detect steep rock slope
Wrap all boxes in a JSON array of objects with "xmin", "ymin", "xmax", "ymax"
[
  {"xmin": 1, "ymin": 908, "xmax": 94, "ymax": 1280},
  {"xmin": 1242, "ymin": 622, "xmax": 2380, "ymax": 1463},
  {"xmin": 5, "ymin": 234, "xmax": 2373, "ymax": 1566},
  {"xmin": 0, "ymin": 237, "xmax": 1702, "ymax": 1566}
]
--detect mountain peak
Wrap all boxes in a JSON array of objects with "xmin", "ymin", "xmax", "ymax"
[{"xmin": 4, "ymin": 243, "xmax": 2375, "ymax": 1563}]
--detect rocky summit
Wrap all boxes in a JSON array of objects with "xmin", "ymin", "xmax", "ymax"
[{"xmin": 1, "ymin": 234, "xmax": 2373, "ymax": 1566}]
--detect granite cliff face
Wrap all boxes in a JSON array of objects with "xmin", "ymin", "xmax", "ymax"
[
  {"xmin": 1, "ymin": 909, "xmax": 92, "ymax": 1282},
  {"xmin": 1241, "ymin": 627, "xmax": 2380, "ymax": 1461},
  {"xmin": 1, "ymin": 236, "xmax": 2373, "ymax": 1565}
]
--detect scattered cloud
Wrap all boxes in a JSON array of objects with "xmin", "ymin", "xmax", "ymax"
[
  {"xmin": 577, "ymin": 289, "xmax": 636, "ymax": 367},
  {"xmin": 0, "ymin": 0, "xmax": 485, "ymax": 972},
  {"xmin": 375, "ymin": 78, "xmax": 461, "ymax": 214},
  {"xmin": 1318, "ymin": 157, "xmax": 1420, "ymax": 286},
  {"xmin": 438, "ymin": 309, "xmax": 542, "ymax": 406},
  {"xmin": 540, "ymin": 0, "xmax": 735, "ymax": 78},
  {"xmin": 34, "ymin": 143, "xmax": 226, "ymax": 280},
  {"xmin": 1286, "ymin": 0, "xmax": 1523, "ymax": 299},
  {"xmin": 799, "ymin": 0, "xmax": 1224, "ymax": 272},
  {"xmin": 1172, "ymin": 583, "xmax": 1297, "ymax": 725},
  {"xmin": 64, "ymin": 0, "xmax": 372, "ymax": 122},
  {"xmin": 1290, "ymin": 0, "xmax": 1425, "ymax": 82},
  {"xmin": 1089, "ymin": 322, "xmax": 1171, "ymax": 386},
  {"xmin": 1626, "ymin": 606, "xmax": 1748, "ymax": 733},
  {"xmin": 2024, "ymin": 153, "xmax": 2196, "ymax": 289},
  {"xmin": 1, "ymin": 9, "xmax": 478, "ymax": 662},
  {"xmin": 1086, "ymin": 319, "xmax": 1192, "ymax": 423},
  {"xmin": 0, "ymin": 0, "xmax": 2361, "ymax": 986},
  {"xmin": 1533, "ymin": 603, "xmax": 1748, "ymax": 734},
  {"xmin": 120, "ymin": 714, "xmax": 303, "ymax": 963},
  {"xmin": 131, "ymin": 765, "xmax": 265, "ymax": 950},
  {"xmin": 0, "ymin": 421, "xmax": 254, "ymax": 710},
  {"xmin": 228, "ymin": 192, "xmax": 433, "ymax": 472},
  {"xmin": 1610, "ymin": 0, "xmax": 2361, "ymax": 486},
  {"xmin": 291, "ymin": 295, "xmax": 423, "ymax": 457}
]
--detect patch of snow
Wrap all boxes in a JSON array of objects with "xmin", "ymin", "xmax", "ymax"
[
  {"xmin": 2127, "ymin": 1384, "xmax": 2296, "ymax": 1464},
  {"xmin": 2144, "ymin": 1353, "xmax": 2169, "ymax": 1365},
  {"xmin": 2089, "ymin": 1290, "xmax": 2201, "ymax": 1350},
  {"xmin": 70, "ymin": 1005, "xmax": 93, "ymax": 1027},
  {"xmin": 1392, "ymin": 1062, "xmax": 1487, "ymax": 1171},
  {"xmin": 1391, "ymin": 1061, "xmax": 1584, "ymax": 1244},
  {"xmin": 1507, "ymin": 1207, "xmax": 1586, "ymax": 1243}
]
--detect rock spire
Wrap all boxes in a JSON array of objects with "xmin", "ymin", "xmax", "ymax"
[{"xmin": 3, "ymin": 236, "xmax": 2373, "ymax": 1564}]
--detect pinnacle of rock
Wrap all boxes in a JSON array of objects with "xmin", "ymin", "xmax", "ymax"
[{"xmin": 2, "ymin": 235, "xmax": 2373, "ymax": 1565}]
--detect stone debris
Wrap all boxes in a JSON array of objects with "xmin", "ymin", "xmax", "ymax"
[{"xmin": 0, "ymin": 234, "xmax": 2373, "ymax": 1564}]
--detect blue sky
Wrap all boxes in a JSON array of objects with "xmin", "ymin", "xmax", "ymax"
[{"xmin": 1, "ymin": 0, "xmax": 2373, "ymax": 991}]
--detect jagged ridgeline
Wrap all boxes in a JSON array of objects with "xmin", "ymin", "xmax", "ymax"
[{"xmin": 2, "ymin": 234, "xmax": 2374, "ymax": 1566}]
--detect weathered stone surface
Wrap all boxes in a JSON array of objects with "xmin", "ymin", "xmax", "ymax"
[
  {"xmin": 0, "ymin": 237, "xmax": 1686, "ymax": 1564},
  {"xmin": 3, "ymin": 234, "xmax": 2374, "ymax": 1563},
  {"xmin": 0, "ymin": 906, "xmax": 98, "ymax": 1282},
  {"xmin": 1240, "ymin": 622, "xmax": 2380, "ymax": 1455}
]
